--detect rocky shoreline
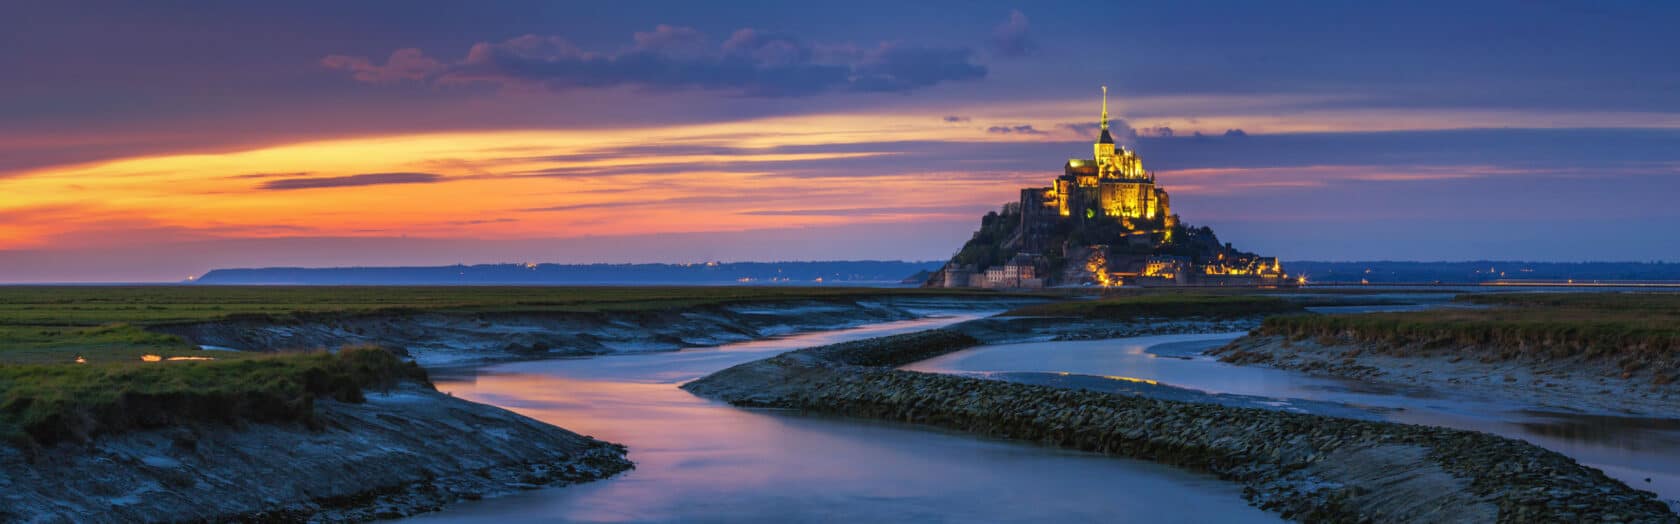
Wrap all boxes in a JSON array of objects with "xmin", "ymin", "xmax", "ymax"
[
  {"xmin": 1215, "ymin": 335, "xmax": 1680, "ymax": 418},
  {"xmin": 0, "ymin": 383, "xmax": 632, "ymax": 522},
  {"xmin": 152, "ymin": 296, "xmax": 1033, "ymax": 366},
  {"xmin": 683, "ymin": 330, "xmax": 1678, "ymax": 522}
]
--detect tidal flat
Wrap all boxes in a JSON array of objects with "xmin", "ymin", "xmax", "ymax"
[{"xmin": 4, "ymin": 286, "xmax": 1678, "ymax": 521}]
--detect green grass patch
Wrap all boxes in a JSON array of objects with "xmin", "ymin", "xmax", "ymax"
[
  {"xmin": 0, "ymin": 285, "xmax": 1019, "ymax": 326},
  {"xmin": 0, "ymin": 285, "xmax": 1030, "ymax": 364},
  {"xmin": 0, "ymin": 346, "xmax": 427, "ymax": 447},
  {"xmin": 0, "ymin": 285, "xmax": 1036, "ymax": 444},
  {"xmin": 1003, "ymin": 293, "xmax": 1303, "ymax": 320},
  {"xmin": 1258, "ymin": 292, "xmax": 1680, "ymax": 383}
]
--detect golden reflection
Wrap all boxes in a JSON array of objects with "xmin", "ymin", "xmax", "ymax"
[
  {"xmin": 1102, "ymin": 375, "xmax": 1159, "ymax": 386},
  {"xmin": 139, "ymin": 354, "xmax": 215, "ymax": 362}
]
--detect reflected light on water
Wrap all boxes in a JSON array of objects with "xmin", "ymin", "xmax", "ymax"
[
  {"xmin": 908, "ymin": 332, "xmax": 1680, "ymax": 510},
  {"xmin": 410, "ymin": 314, "xmax": 1281, "ymax": 523}
]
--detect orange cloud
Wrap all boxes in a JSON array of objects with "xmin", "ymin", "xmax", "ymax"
[{"xmin": 7, "ymin": 94, "xmax": 1676, "ymax": 253}]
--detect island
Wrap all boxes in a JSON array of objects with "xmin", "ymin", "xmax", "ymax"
[{"xmin": 928, "ymin": 88, "xmax": 1288, "ymax": 289}]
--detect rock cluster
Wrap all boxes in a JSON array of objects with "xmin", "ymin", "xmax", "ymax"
[{"xmin": 684, "ymin": 330, "xmax": 1678, "ymax": 523}]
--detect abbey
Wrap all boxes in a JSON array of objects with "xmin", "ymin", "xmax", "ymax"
[
  {"xmin": 1034, "ymin": 88, "xmax": 1172, "ymax": 227},
  {"xmin": 930, "ymin": 88, "xmax": 1288, "ymax": 289}
]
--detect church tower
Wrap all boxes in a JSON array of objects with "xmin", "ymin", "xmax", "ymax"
[{"xmin": 1094, "ymin": 86, "xmax": 1116, "ymax": 161}]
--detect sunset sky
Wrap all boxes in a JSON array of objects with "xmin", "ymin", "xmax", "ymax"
[{"xmin": 4, "ymin": 1, "xmax": 1679, "ymax": 282}]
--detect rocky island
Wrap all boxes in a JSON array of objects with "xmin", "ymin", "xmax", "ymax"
[{"xmin": 927, "ymin": 88, "xmax": 1289, "ymax": 289}]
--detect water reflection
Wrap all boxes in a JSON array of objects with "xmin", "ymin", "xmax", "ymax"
[
  {"xmin": 905, "ymin": 333, "xmax": 1680, "ymax": 509},
  {"xmin": 411, "ymin": 313, "xmax": 1280, "ymax": 523}
]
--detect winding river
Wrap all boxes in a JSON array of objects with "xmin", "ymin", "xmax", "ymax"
[
  {"xmin": 412, "ymin": 306, "xmax": 1679, "ymax": 520},
  {"xmin": 411, "ymin": 312, "xmax": 1279, "ymax": 523}
]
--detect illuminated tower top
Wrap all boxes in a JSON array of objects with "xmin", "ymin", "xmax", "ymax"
[
  {"xmin": 1097, "ymin": 86, "xmax": 1114, "ymax": 145},
  {"xmin": 1095, "ymin": 86, "xmax": 1116, "ymax": 162}
]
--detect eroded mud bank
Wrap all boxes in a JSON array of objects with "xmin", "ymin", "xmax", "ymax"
[
  {"xmin": 153, "ymin": 297, "xmax": 1031, "ymax": 365},
  {"xmin": 683, "ymin": 331, "xmax": 1678, "ymax": 523},
  {"xmin": 0, "ymin": 383, "xmax": 632, "ymax": 522},
  {"xmin": 1215, "ymin": 335, "xmax": 1680, "ymax": 417}
]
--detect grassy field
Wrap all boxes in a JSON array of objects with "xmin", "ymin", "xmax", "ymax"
[
  {"xmin": 1004, "ymin": 293, "xmax": 1304, "ymax": 320},
  {"xmin": 1257, "ymin": 292, "xmax": 1680, "ymax": 383},
  {"xmin": 0, "ymin": 285, "xmax": 1016, "ymax": 364},
  {"xmin": 0, "ymin": 285, "xmax": 1025, "ymax": 446}
]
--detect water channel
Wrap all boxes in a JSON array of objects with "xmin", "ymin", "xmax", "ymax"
[
  {"xmin": 903, "ymin": 332, "xmax": 1680, "ymax": 510},
  {"xmin": 412, "ymin": 304, "xmax": 1679, "ymax": 519},
  {"xmin": 412, "ymin": 311, "xmax": 1279, "ymax": 523}
]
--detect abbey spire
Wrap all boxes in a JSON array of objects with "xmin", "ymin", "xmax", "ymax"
[{"xmin": 1097, "ymin": 85, "xmax": 1115, "ymax": 145}]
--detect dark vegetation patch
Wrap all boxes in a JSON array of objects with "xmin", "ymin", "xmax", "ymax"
[
  {"xmin": 0, "ymin": 346, "xmax": 428, "ymax": 448},
  {"xmin": 1003, "ymin": 293, "xmax": 1303, "ymax": 320},
  {"xmin": 1257, "ymin": 292, "xmax": 1680, "ymax": 383}
]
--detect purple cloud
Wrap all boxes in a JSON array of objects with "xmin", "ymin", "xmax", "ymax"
[
  {"xmin": 987, "ymin": 124, "xmax": 1046, "ymax": 135},
  {"xmin": 324, "ymin": 26, "xmax": 986, "ymax": 97},
  {"xmin": 990, "ymin": 10, "xmax": 1036, "ymax": 58}
]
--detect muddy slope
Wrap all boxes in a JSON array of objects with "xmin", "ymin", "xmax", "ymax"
[
  {"xmin": 684, "ymin": 331, "xmax": 1677, "ymax": 523},
  {"xmin": 153, "ymin": 297, "xmax": 1015, "ymax": 366},
  {"xmin": 1215, "ymin": 335, "xmax": 1680, "ymax": 417},
  {"xmin": 0, "ymin": 383, "xmax": 631, "ymax": 523}
]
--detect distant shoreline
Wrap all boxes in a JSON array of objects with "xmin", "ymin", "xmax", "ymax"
[{"xmin": 5, "ymin": 260, "xmax": 1680, "ymax": 286}]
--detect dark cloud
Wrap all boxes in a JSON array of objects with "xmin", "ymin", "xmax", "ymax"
[
  {"xmin": 320, "ymin": 49, "xmax": 443, "ymax": 83},
  {"xmin": 740, "ymin": 205, "xmax": 988, "ymax": 217},
  {"xmin": 508, "ymin": 139, "xmax": 1081, "ymax": 181},
  {"xmin": 1059, "ymin": 119, "xmax": 1139, "ymax": 143},
  {"xmin": 846, "ymin": 45, "xmax": 986, "ymax": 92},
  {"xmin": 225, "ymin": 171, "xmax": 313, "ymax": 180},
  {"xmin": 1141, "ymin": 125, "xmax": 1175, "ymax": 138},
  {"xmin": 1059, "ymin": 122, "xmax": 1101, "ymax": 136},
  {"xmin": 942, "ymin": 115, "xmax": 971, "ymax": 123},
  {"xmin": 989, "ymin": 10, "xmax": 1036, "ymax": 58},
  {"xmin": 518, "ymin": 194, "xmax": 783, "ymax": 213},
  {"xmin": 325, "ymin": 26, "xmax": 985, "ymax": 97},
  {"xmin": 987, "ymin": 124, "xmax": 1046, "ymax": 135},
  {"xmin": 259, "ymin": 172, "xmax": 444, "ymax": 191},
  {"xmin": 444, "ymin": 218, "xmax": 519, "ymax": 226}
]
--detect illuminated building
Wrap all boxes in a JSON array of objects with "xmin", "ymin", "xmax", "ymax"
[
  {"xmin": 1026, "ymin": 87, "xmax": 1175, "ymax": 231},
  {"xmin": 933, "ymin": 87, "xmax": 1288, "ymax": 288}
]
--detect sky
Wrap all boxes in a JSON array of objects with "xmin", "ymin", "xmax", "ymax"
[{"xmin": 2, "ymin": 1, "xmax": 1678, "ymax": 282}]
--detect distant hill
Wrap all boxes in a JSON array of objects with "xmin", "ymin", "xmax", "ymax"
[
  {"xmin": 192, "ymin": 261, "xmax": 944, "ymax": 285},
  {"xmin": 1285, "ymin": 261, "xmax": 1680, "ymax": 284}
]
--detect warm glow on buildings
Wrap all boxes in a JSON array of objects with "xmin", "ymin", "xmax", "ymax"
[{"xmin": 933, "ymin": 88, "xmax": 1288, "ymax": 289}]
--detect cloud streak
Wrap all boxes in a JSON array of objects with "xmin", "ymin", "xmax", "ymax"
[
  {"xmin": 324, "ymin": 26, "xmax": 986, "ymax": 97},
  {"xmin": 987, "ymin": 124, "xmax": 1046, "ymax": 135},
  {"xmin": 258, "ymin": 172, "xmax": 444, "ymax": 191},
  {"xmin": 739, "ymin": 204, "xmax": 987, "ymax": 217}
]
